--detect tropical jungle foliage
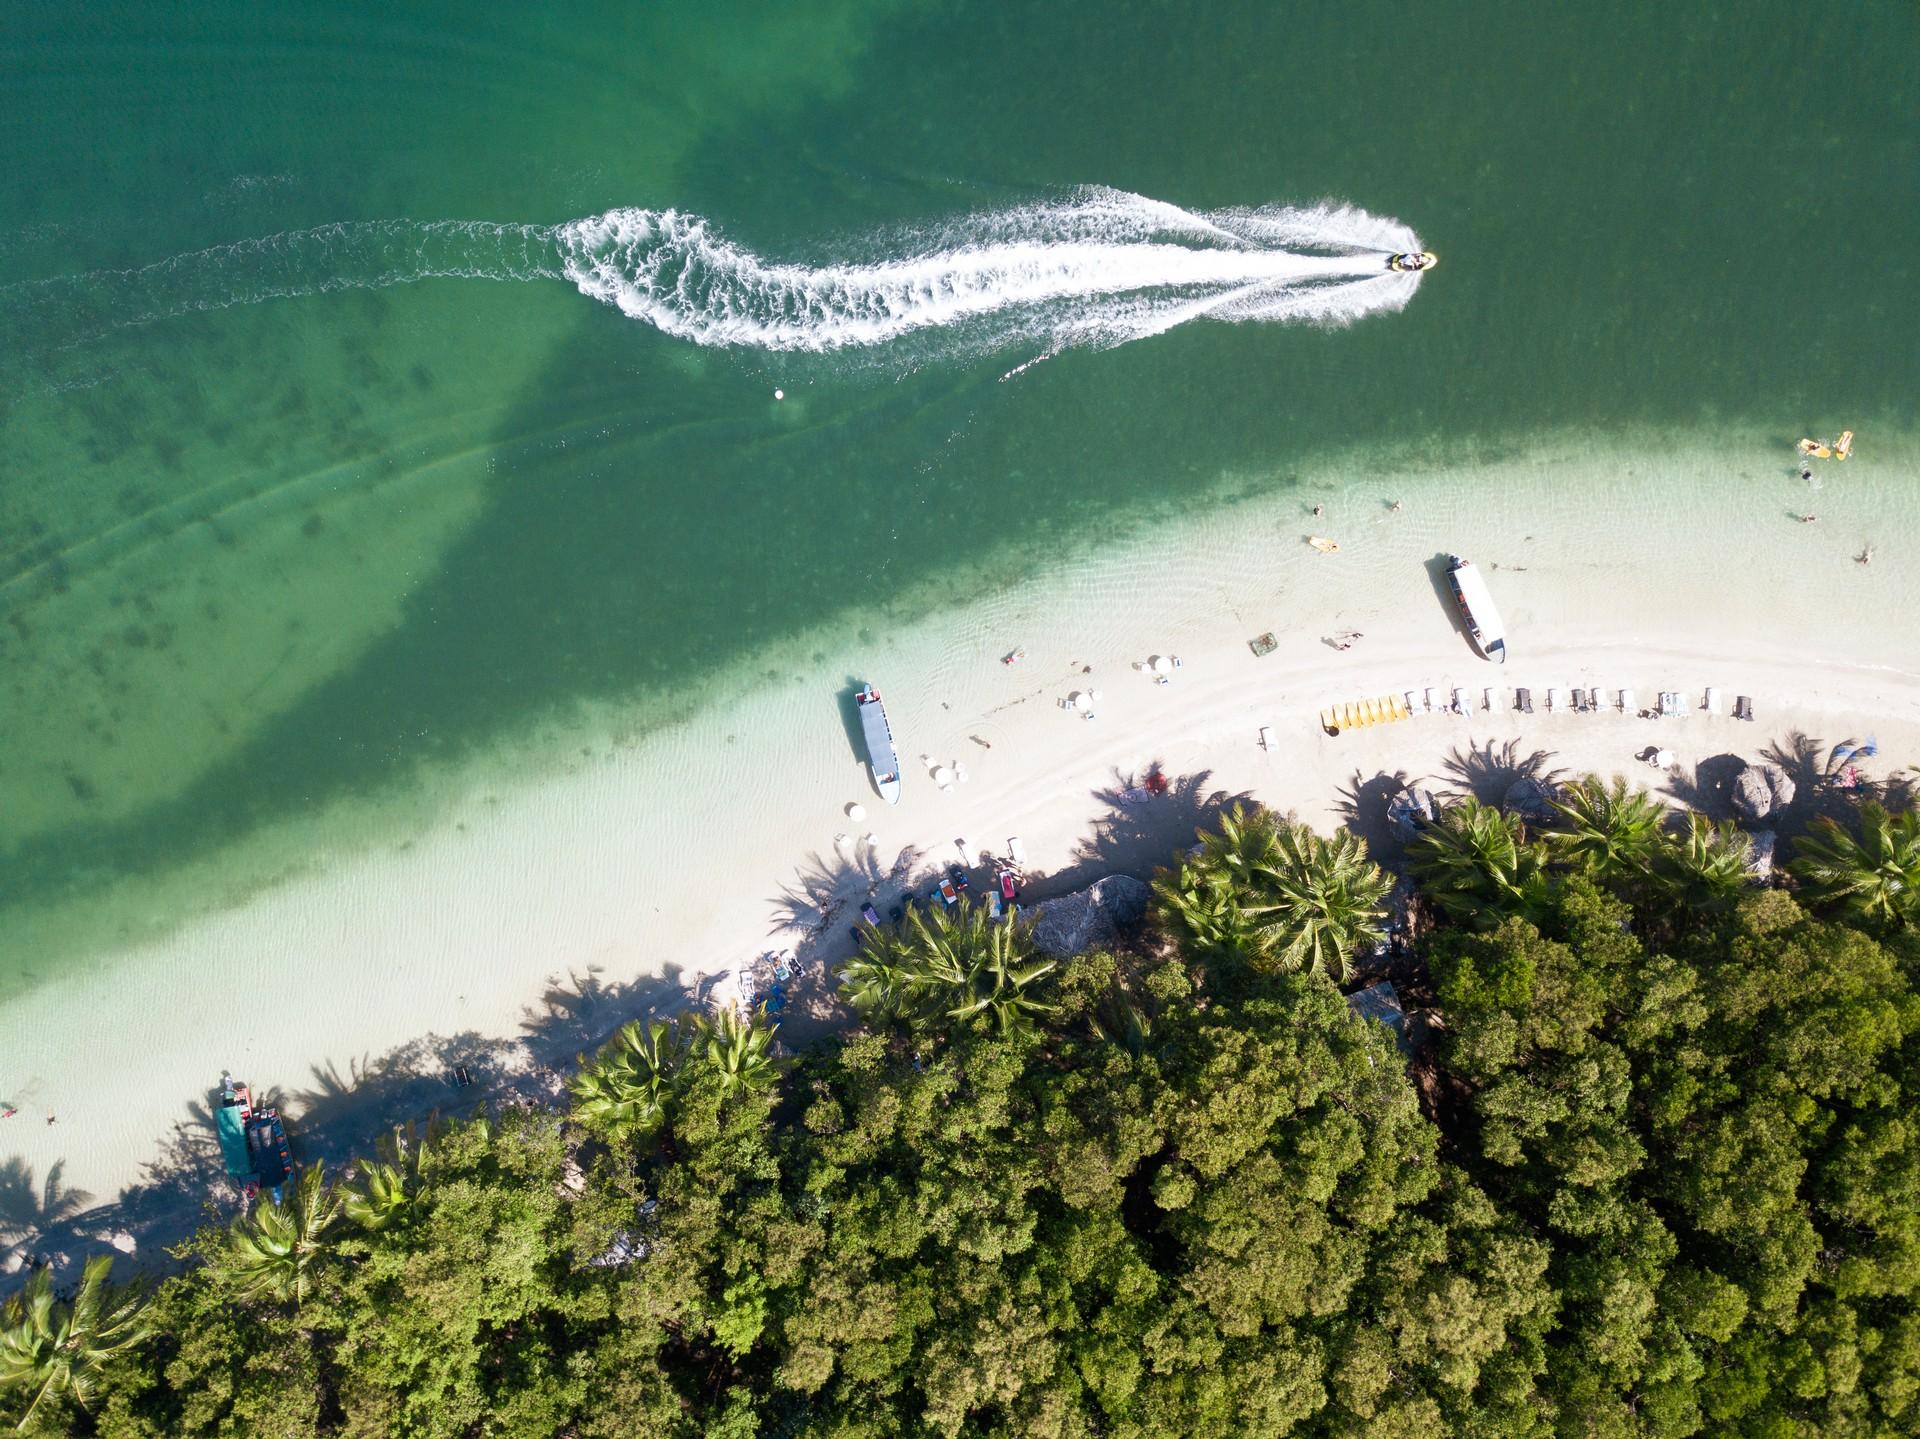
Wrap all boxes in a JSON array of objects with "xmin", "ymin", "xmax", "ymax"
[{"xmin": 5, "ymin": 776, "xmax": 1918, "ymax": 1438}]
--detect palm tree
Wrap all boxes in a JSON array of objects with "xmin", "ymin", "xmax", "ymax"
[
  {"xmin": 1648, "ymin": 813, "xmax": 1752, "ymax": 910},
  {"xmin": 1088, "ymin": 981, "xmax": 1152, "ymax": 1057},
  {"xmin": 838, "ymin": 922, "xmax": 922, "ymax": 1026},
  {"xmin": 919, "ymin": 903, "xmax": 1058, "ymax": 1036},
  {"xmin": 1790, "ymin": 801, "xmax": 1920, "ymax": 929},
  {"xmin": 568, "ymin": 1018, "xmax": 688, "ymax": 1145},
  {"xmin": 691, "ymin": 1008, "xmax": 781, "ymax": 1098},
  {"xmin": 0, "ymin": 1255, "xmax": 150, "ymax": 1432},
  {"xmin": 223, "ymin": 1163, "xmax": 340, "ymax": 1307},
  {"xmin": 1408, "ymin": 798, "xmax": 1553, "ymax": 928},
  {"xmin": 1150, "ymin": 853, "xmax": 1267, "ymax": 967},
  {"xmin": 1257, "ymin": 823, "xmax": 1391, "ymax": 981},
  {"xmin": 1545, "ymin": 774, "xmax": 1666, "ymax": 883},
  {"xmin": 341, "ymin": 1118, "xmax": 442, "ymax": 1234},
  {"xmin": 1152, "ymin": 805, "xmax": 1389, "ymax": 979}
]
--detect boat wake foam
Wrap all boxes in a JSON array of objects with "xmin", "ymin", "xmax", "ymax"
[{"xmin": 4, "ymin": 188, "xmax": 1425, "ymax": 373}]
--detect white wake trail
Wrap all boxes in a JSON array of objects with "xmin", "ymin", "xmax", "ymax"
[{"xmin": 3, "ymin": 187, "xmax": 1427, "ymax": 375}]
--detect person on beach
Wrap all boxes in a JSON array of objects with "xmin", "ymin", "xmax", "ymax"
[
  {"xmin": 1856, "ymin": 546, "xmax": 1873, "ymax": 566},
  {"xmin": 1312, "ymin": 504, "xmax": 1323, "ymax": 517},
  {"xmin": 1389, "ymin": 499, "xmax": 1402, "ymax": 513},
  {"xmin": 1797, "ymin": 514, "xmax": 1817, "ymax": 524}
]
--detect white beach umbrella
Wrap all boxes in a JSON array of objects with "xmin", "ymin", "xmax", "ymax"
[
  {"xmin": 1068, "ymin": 690, "xmax": 1087, "ymax": 707},
  {"xmin": 846, "ymin": 802, "xmax": 867, "ymax": 821},
  {"xmin": 932, "ymin": 765, "xmax": 953, "ymax": 789},
  {"xmin": 1149, "ymin": 655, "xmax": 1173, "ymax": 675}
]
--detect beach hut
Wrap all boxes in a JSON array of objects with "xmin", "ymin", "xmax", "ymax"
[
  {"xmin": 1503, "ymin": 776, "xmax": 1562, "ymax": 824},
  {"xmin": 1347, "ymin": 981, "xmax": 1412, "ymax": 1056},
  {"xmin": 1732, "ymin": 763, "xmax": 1795, "ymax": 824},
  {"xmin": 1387, "ymin": 784, "xmax": 1439, "ymax": 841}
]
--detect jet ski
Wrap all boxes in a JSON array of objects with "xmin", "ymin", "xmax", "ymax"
[{"xmin": 1388, "ymin": 252, "xmax": 1437, "ymax": 273}]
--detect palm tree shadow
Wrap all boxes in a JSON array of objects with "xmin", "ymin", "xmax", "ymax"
[
  {"xmin": 0, "ymin": 1157, "xmax": 93, "ymax": 1252},
  {"xmin": 1759, "ymin": 730, "xmax": 1889, "ymax": 841},
  {"xmin": 1334, "ymin": 766, "xmax": 1417, "ymax": 860},
  {"xmin": 1440, "ymin": 738, "xmax": 1562, "ymax": 806},
  {"xmin": 1042, "ymin": 766, "xmax": 1252, "ymax": 900},
  {"xmin": 0, "ymin": 961, "xmax": 719, "ymax": 1291},
  {"xmin": 772, "ymin": 844, "xmax": 899, "ymax": 940},
  {"xmin": 1665, "ymin": 753, "xmax": 1746, "ymax": 821}
]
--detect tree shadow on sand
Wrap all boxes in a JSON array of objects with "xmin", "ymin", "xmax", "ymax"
[
  {"xmin": 1757, "ymin": 731, "xmax": 1910, "ymax": 841},
  {"xmin": 0, "ymin": 1158, "xmax": 94, "ymax": 1257},
  {"xmin": 1334, "ymin": 766, "xmax": 1419, "ymax": 861},
  {"xmin": 1039, "ymin": 766, "xmax": 1253, "ymax": 901},
  {"xmin": 1664, "ymin": 753, "xmax": 1747, "ymax": 822},
  {"xmin": 2, "ymin": 961, "xmax": 713, "ymax": 1293},
  {"xmin": 1439, "ymin": 738, "xmax": 1563, "ymax": 806}
]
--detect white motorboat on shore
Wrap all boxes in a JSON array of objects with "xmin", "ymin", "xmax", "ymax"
[{"xmin": 1446, "ymin": 555, "xmax": 1508, "ymax": 663}]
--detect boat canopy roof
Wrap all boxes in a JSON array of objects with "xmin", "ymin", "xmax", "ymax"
[
  {"xmin": 216, "ymin": 1103, "xmax": 254, "ymax": 1180},
  {"xmin": 1450, "ymin": 557, "xmax": 1507, "ymax": 649},
  {"xmin": 859, "ymin": 688, "xmax": 900, "ymax": 780}
]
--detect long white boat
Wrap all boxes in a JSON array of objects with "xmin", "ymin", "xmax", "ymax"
[
  {"xmin": 856, "ymin": 684, "xmax": 902, "ymax": 804},
  {"xmin": 1446, "ymin": 555, "xmax": 1508, "ymax": 664}
]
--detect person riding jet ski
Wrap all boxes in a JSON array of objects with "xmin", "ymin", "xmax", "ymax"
[{"xmin": 1388, "ymin": 251, "xmax": 1437, "ymax": 272}]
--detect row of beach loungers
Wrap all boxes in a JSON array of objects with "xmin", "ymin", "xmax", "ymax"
[{"xmin": 1321, "ymin": 688, "xmax": 1755, "ymax": 734}]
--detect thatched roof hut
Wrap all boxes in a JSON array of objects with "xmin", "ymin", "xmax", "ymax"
[
  {"xmin": 1503, "ymin": 775, "xmax": 1562, "ymax": 824},
  {"xmin": 1031, "ymin": 875, "xmax": 1150, "ymax": 957},
  {"xmin": 1732, "ymin": 763, "xmax": 1795, "ymax": 824},
  {"xmin": 1387, "ymin": 784, "xmax": 1439, "ymax": 841}
]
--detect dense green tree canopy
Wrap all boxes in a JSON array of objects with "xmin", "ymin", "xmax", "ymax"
[{"xmin": 7, "ymin": 790, "xmax": 1918, "ymax": 1438}]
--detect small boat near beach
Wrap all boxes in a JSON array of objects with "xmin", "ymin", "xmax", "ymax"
[
  {"xmin": 215, "ymin": 1073, "xmax": 256, "ymax": 1189},
  {"xmin": 1446, "ymin": 555, "xmax": 1508, "ymax": 664},
  {"xmin": 856, "ymin": 684, "xmax": 902, "ymax": 804},
  {"xmin": 216, "ymin": 1070, "xmax": 293, "ymax": 1204}
]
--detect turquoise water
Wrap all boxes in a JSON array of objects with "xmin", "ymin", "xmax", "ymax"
[{"xmin": 2, "ymin": 1, "xmax": 1916, "ymax": 973}]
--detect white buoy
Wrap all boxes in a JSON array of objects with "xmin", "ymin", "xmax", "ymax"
[{"xmin": 774, "ymin": 388, "xmax": 785, "ymax": 400}]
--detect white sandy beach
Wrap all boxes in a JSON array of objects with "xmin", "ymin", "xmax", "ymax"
[{"xmin": 3, "ymin": 424, "xmax": 1916, "ymax": 1267}]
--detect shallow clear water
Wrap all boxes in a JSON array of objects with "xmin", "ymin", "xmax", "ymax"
[{"xmin": 2, "ymin": 0, "xmax": 1916, "ymax": 980}]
